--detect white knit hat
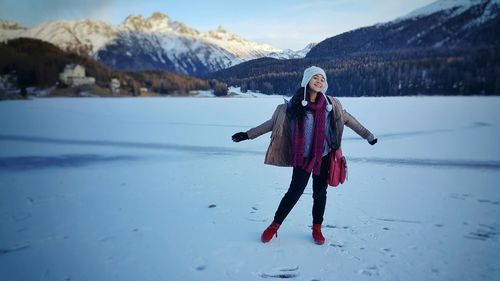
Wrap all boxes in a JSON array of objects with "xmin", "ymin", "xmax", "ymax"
[{"xmin": 300, "ymin": 66, "xmax": 332, "ymax": 111}]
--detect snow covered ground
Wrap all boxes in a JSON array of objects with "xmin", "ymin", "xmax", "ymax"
[{"xmin": 0, "ymin": 96, "xmax": 499, "ymax": 281}]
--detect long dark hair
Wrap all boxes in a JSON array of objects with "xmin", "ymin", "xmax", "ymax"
[{"xmin": 287, "ymin": 87, "xmax": 309, "ymax": 122}]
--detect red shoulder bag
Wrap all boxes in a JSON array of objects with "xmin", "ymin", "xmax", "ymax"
[{"xmin": 327, "ymin": 148, "xmax": 347, "ymax": 187}]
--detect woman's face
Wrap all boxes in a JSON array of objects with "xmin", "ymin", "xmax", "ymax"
[{"xmin": 308, "ymin": 74, "xmax": 325, "ymax": 94}]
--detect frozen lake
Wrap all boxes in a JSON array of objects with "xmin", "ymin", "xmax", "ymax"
[{"xmin": 0, "ymin": 96, "xmax": 499, "ymax": 281}]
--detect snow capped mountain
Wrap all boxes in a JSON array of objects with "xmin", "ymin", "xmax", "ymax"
[
  {"xmin": 307, "ymin": 0, "xmax": 500, "ymax": 58},
  {"xmin": 25, "ymin": 19, "xmax": 118, "ymax": 56},
  {"xmin": 394, "ymin": 0, "xmax": 500, "ymax": 31},
  {"xmin": 201, "ymin": 26, "xmax": 279, "ymax": 60},
  {"xmin": 0, "ymin": 19, "xmax": 25, "ymax": 30},
  {"xmin": 0, "ymin": 19, "xmax": 27, "ymax": 42},
  {"xmin": 0, "ymin": 12, "xmax": 282, "ymax": 75},
  {"xmin": 267, "ymin": 43, "xmax": 317, "ymax": 59},
  {"xmin": 97, "ymin": 27, "xmax": 240, "ymax": 75},
  {"xmin": 393, "ymin": 0, "xmax": 500, "ymax": 47},
  {"xmin": 97, "ymin": 13, "xmax": 242, "ymax": 74},
  {"xmin": 212, "ymin": 0, "xmax": 499, "ymax": 97},
  {"xmin": 119, "ymin": 13, "xmax": 178, "ymax": 34},
  {"xmin": 111, "ymin": 13, "xmax": 282, "ymax": 75},
  {"xmin": 398, "ymin": 0, "xmax": 499, "ymax": 20},
  {"xmin": 117, "ymin": 13, "xmax": 279, "ymax": 61}
]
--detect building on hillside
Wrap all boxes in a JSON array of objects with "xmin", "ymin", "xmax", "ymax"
[
  {"xmin": 59, "ymin": 64, "xmax": 95, "ymax": 87},
  {"xmin": 0, "ymin": 73, "xmax": 19, "ymax": 97},
  {"xmin": 139, "ymin": 87, "xmax": 148, "ymax": 95},
  {"xmin": 110, "ymin": 78, "xmax": 120, "ymax": 94}
]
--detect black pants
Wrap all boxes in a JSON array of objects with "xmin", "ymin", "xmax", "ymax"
[{"xmin": 273, "ymin": 154, "xmax": 330, "ymax": 225}]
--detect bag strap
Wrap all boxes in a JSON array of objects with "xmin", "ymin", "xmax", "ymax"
[{"xmin": 325, "ymin": 100, "xmax": 339, "ymax": 150}]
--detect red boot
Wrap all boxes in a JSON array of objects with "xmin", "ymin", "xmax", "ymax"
[
  {"xmin": 261, "ymin": 222, "xmax": 280, "ymax": 243},
  {"xmin": 312, "ymin": 224, "xmax": 325, "ymax": 245}
]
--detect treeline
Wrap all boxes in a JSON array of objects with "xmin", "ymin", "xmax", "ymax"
[
  {"xmin": 125, "ymin": 70, "xmax": 230, "ymax": 96},
  {"xmin": 208, "ymin": 47, "xmax": 500, "ymax": 96},
  {"xmin": 0, "ymin": 38, "xmax": 227, "ymax": 96}
]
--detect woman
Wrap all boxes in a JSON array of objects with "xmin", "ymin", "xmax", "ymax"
[{"xmin": 232, "ymin": 66, "xmax": 377, "ymax": 245}]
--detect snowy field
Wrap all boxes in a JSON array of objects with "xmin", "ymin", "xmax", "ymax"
[{"xmin": 0, "ymin": 96, "xmax": 499, "ymax": 281}]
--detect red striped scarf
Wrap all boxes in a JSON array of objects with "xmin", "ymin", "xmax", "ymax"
[{"xmin": 291, "ymin": 94, "xmax": 326, "ymax": 175}]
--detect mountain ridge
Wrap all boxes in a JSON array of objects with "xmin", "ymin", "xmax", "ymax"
[
  {"xmin": 0, "ymin": 12, "xmax": 311, "ymax": 76},
  {"xmin": 306, "ymin": 0, "xmax": 500, "ymax": 58},
  {"xmin": 210, "ymin": 0, "xmax": 500, "ymax": 96}
]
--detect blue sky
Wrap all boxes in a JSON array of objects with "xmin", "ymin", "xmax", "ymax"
[{"xmin": 0, "ymin": 0, "xmax": 436, "ymax": 50}]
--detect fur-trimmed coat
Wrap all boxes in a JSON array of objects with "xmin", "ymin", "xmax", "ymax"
[{"xmin": 246, "ymin": 96, "xmax": 372, "ymax": 167}]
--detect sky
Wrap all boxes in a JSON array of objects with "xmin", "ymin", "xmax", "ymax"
[{"xmin": 0, "ymin": 0, "xmax": 437, "ymax": 50}]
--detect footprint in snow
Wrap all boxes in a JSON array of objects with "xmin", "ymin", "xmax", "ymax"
[
  {"xmin": 26, "ymin": 196, "xmax": 35, "ymax": 205},
  {"xmin": 261, "ymin": 266, "xmax": 299, "ymax": 279},
  {"xmin": 247, "ymin": 205, "xmax": 266, "ymax": 222},
  {"xmin": 464, "ymin": 224, "xmax": 499, "ymax": 241},
  {"xmin": 195, "ymin": 265, "xmax": 207, "ymax": 271},
  {"xmin": 325, "ymin": 224, "xmax": 349, "ymax": 230},
  {"xmin": 0, "ymin": 244, "xmax": 30, "ymax": 256},
  {"xmin": 260, "ymin": 273, "xmax": 298, "ymax": 279},
  {"xmin": 247, "ymin": 218, "xmax": 266, "ymax": 222},
  {"xmin": 250, "ymin": 205, "xmax": 259, "ymax": 214},
  {"xmin": 477, "ymin": 199, "xmax": 500, "ymax": 206},
  {"xmin": 449, "ymin": 193, "xmax": 474, "ymax": 200},
  {"xmin": 358, "ymin": 265, "xmax": 380, "ymax": 277}
]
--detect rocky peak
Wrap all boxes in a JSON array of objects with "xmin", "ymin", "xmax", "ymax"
[
  {"xmin": 120, "ymin": 14, "xmax": 150, "ymax": 31},
  {"xmin": 171, "ymin": 21, "xmax": 200, "ymax": 36},
  {"xmin": 208, "ymin": 26, "xmax": 229, "ymax": 37},
  {"xmin": 149, "ymin": 12, "xmax": 170, "ymax": 22},
  {"xmin": 0, "ymin": 19, "xmax": 26, "ymax": 31},
  {"xmin": 120, "ymin": 12, "xmax": 179, "ymax": 33},
  {"xmin": 146, "ymin": 12, "xmax": 172, "ymax": 32},
  {"xmin": 206, "ymin": 26, "xmax": 243, "ymax": 42}
]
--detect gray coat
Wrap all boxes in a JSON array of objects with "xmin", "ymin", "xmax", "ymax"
[{"xmin": 246, "ymin": 96, "xmax": 373, "ymax": 167}]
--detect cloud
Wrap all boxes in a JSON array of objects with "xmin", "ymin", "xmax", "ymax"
[
  {"xmin": 230, "ymin": 0, "xmax": 436, "ymax": 49},
  {"xmin": 230, "ymin": 17, "xmax": 357, "ymax": 50}
]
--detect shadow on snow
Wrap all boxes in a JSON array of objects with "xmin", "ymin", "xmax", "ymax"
[
  {"xmin": 0, "ymin": 154, "xmax": 137, "ymax": 171},
  {"xmin": 1, "ymin": 134, "xmax": 499, "ymax": 171}
]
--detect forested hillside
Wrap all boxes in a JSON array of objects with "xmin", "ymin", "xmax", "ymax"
[
  {"xmin": 0, "ymin": 38, "xmax": 227, "ymax": 96},
  {"xmin": 209, "ymin": 47, "xmax": 499, "ymax": 96},
  {"xmin": 208, "ymin": 1, "xmax": 500, "ymax": 96}
]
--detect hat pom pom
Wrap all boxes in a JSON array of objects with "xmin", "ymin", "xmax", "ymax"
[{"xmin": 301, "ymin": 100, "xmax": 308, "ymax": 107}]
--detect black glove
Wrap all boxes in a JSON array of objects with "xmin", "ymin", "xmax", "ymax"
[
  {"xmin": 368, "ymin": 138, "xmax": 378, "ymax": 145},
  {"xmin": 232, "ymin": 132, "xmax": 249, "ymax": 142}
]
